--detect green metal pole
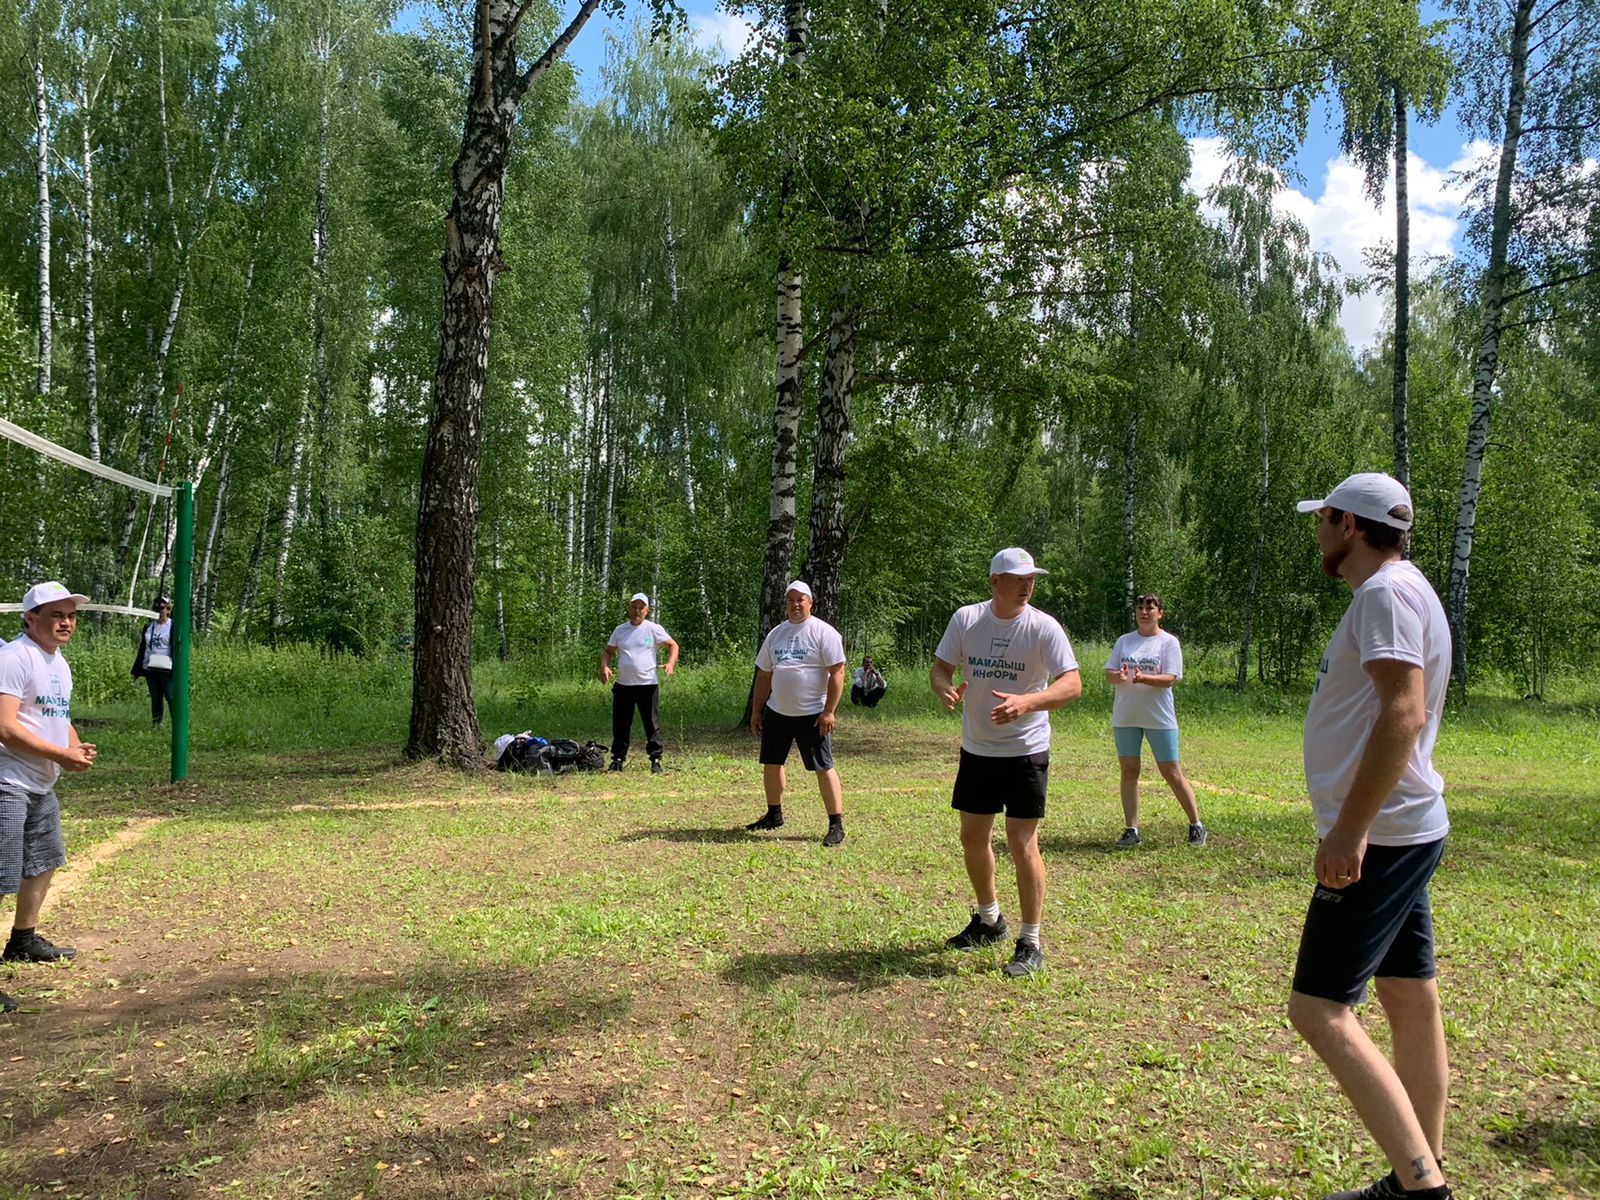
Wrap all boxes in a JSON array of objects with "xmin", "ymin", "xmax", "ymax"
[{"xmin": 171, "ymin": 481, "xmax": 194, "ymax": 783}]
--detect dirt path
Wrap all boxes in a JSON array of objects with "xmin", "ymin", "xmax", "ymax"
[{"xmin": 50, "ymin": 816, "xmax": 165, "ymax": 900}]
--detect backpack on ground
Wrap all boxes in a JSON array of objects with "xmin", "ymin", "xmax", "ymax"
[
  {"xmin": 543, "ymin": 739, "xmax": 607, "ymax": 772},
  {"xmin": 495, "ymin": 735, "xmax": 552, "ymax": 775}
]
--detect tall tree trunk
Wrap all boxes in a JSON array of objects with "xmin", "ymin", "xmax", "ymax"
[
  {"xmin": 758, "ymin": 0, "xmax": 809, "ymax": 642},
  {"xmin": 1391, "ymin": 85, "xmax": 1411, "ymax": 493},
  {"xmin": 313, "ymin": 26, "xmax": 333, "ymax": 533},
  {"xmin": 29, "ymin": 49, "xmax": 51, "ymax": 575},
  {"xmin": 662, "ymin": 197, "xmax": 715, "ymax": 643},
  {"xmin": 1447, "ymin": 0, "xmax": 1533, "ymax": 702},
  {"xmin": 1236, "ymin": 392, "xmax": 1269, "ymax": 690},
  {"xmin": 409, "ymin": 0, "xmax": 603, "ymax": 765},
  {"xmin": 600, "ymin": 391, "xmax": 617, "ymax": 595},
  {"xmin": 197, "ymin": 438, "xmax": 230, "ymax": 633},
  {"xmin": 79, "ymin": 77, "xmax": 102, "ymax": 463},
  {"xmin": 806, "ymin": 294, "xmax": 855, "ymax": 627},
  {"xmin": 493, "ymin": 517, "xmax": 509, "ymax": 661},
  {"xmin": 1122, "ymin": 407, "xmax": 1139, "ymax": 617},
  {"xmin": 268, "ymin": 396, "xmax": 311, "ymax": 632}
]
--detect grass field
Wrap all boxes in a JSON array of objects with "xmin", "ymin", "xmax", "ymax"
[{"xmin": 1, "ymin": 651, "xmax": 1596, "ymax": 1199}]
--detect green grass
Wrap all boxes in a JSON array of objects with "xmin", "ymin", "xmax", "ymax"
[{"xmin": 0, "ymin": 652, "xmax": 1594, "ymax": 1199}]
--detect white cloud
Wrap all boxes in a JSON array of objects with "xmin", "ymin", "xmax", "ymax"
[
  {"xmin": 689, "ymin": 11, "xmax": 756, "ymax": 59},
  {"xmin": 1186, "ymin": 137, "xmax": 1494, "ymax": 354}
]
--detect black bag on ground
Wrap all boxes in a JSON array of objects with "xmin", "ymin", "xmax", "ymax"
[
  {"xmin": 544, "ymin": 739, "xmax": 607, "ymax": 772},
  {"xmin": 496, "ymin": 736, "xmax": 553, "ymax": 775}
]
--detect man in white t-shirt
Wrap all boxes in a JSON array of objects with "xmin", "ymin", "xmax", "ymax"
[
  {"xmin": 930, "ymin": 548, "xmax": 1081, "ymax": 977},
  {"xmin": 0, "ymin": 582, "xmax": 98, "ymax": 1015},
  {"xmin": 600, "ymin": 593, "xmax": 679, "ymax": 775},
  {"xmin": 1288, "ymin": 474, "xmax": 1455, "ymax": 1200},
  {"xmin": 1105, "ymin": 593, "xmax": 1205, "ymax": 848},
  {"xmin": 748, "ymin": 581, "xmax": 847, "ymax": 846}
]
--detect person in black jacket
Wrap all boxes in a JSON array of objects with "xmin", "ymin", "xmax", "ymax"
[{"xmin": 131, "ymin": 597, "xmax": 175, "ymax": 725}]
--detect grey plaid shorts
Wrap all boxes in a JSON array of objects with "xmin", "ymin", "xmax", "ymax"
[{"xmin": 0, "ymin": 784, "xmax": 67, "ymax": 896}]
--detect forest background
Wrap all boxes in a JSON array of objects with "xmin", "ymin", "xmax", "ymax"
[{"xmin": 0, "ymin": 0, "xmax": 1596, "ymax": 738}]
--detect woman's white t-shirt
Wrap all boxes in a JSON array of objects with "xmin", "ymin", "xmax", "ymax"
[
  {"xmin": 1108, "ymin": 630, "xmax": 1183, "ymax": 730},
  {"xmin": 1303, "ymin": 560, "xmax": 1451, "ymax": 846},
  {"xmin": 0, "ymin": 635, "xmax": 73, "ymax": 792},
  {"xmin": 144, "ymin": 620, "xmax": 174, "ymax": 671},
  {"xmin": 607, "ymin": 620, "xmax": 672, "ymax": 686},
  {"xmin": 934, "ymin": 602, "xmax": 1078, "ymax": 756},
  {"xmin": 756, "ymin": 617, "xmax": 846, "ymax": 717}
]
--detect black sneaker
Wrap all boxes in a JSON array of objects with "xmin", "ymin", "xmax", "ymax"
[
  {"xmin": 650, "ymin": 759, "xmax": 664, "ymax": 776},
  {"xmin": 1324, "ymin": 1173, "xmax": 1409, "ymax": 1200},
  {"xmin": 745, "ymin": 808, "xmax": 784, "ymax": 831},
  {"xmin": 1002, "ymin": 939, "xmax": 1044, "ymax": 977},
  {"xmin": 0, "ymin": 990, "xmax": 16, "ymax": 1013},
  {"xmin": 822, "ymin": 823, "xmax": 844, "ymax": 847},
  {"xmin": 1187, "ymin": 822, "xmax": 1208, "ymax": 847},
  {"xmin": 608, "ymin": 759, "xmax": 624, "ymax": 773},
  {"xmin": 3, "ymin": 931, "xmax": 77, "ymax": 963},
  {"xmin": 1112, "ymin": 827, "xmax": 1142, "ymax": 850},
  {"xmin": 945, "ymin": 912, "xmax": 1008, "ymax": 951}
]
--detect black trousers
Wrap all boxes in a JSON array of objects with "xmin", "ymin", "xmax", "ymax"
[
  {"xmin": 146, "ymin": 669, "xmax": 174, "ymax": 724},
  {"xmin": 850, "ymin": 684, "xmax": 886, "ymax": 708},
  {"xmin": 611, "ymin": 683, "xmax": 662, "ymax": 762}
]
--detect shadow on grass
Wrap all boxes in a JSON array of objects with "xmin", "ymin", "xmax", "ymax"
[
  {"xmin": 4, "ymin": 962, "xmax": 632, "ymax": 1192},
  {"xmin": 721, "ymin": 944, "xmax": 957, "ymax": 991},
  {"xmin": 1489, "ymin": 1113, "xmax": 1600, "ymax": 1176},
  {"xmin": 616, "ymin": 826, "xmax": 818, "ymax": 845}
]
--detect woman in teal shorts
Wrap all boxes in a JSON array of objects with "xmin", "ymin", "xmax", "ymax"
[{"xmin": 1104, "ymin": 594, "xmax": 1206, "ymax": 848}]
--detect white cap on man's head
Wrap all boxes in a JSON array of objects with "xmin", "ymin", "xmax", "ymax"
[
  {"xmin": 1296, "ymin": 473, "xmax": 1414, "ymax": 530},
  {"xmin": 785, "ymin": 580, "xmax": 813, "ymax": 599},
  {"xmin": 22, "ymin": 581, "xmax": 90, "ymax": 612},
  {"xmin": 629, "ymin": 592, "xmax": 650, "ymax": 604},
  {"xmin": 989, "ymin": 547, "xmax": 1048, "ymax": 577}
]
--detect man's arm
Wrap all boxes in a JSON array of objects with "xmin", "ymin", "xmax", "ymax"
[
  {"xmin": 600, "ymin": 644, "xmax": 615, "ymax": 684},
  {"xmin": 929, "ymin": 656, "xmax": 966, "ymax": 711},
  {"xmin": 0, "ymin": 695, "xmax": 93, "ymax": 771},
  {"xmin": 750, "ymin": 669, "xmax": 774, "ymax": 734},
  {"xmin": 660, "ymin": 636, "xmax": 679, "ymax": 677},
  {"xmin": 817, "ymin": 663, "xmax": 845, "ymax": 736},
  {"xmin": 989, "ymin": 668, "xmax": 1082, "ymax": 724},
  {"xmin": 1315, "ymin": 659, "xmax": 1427, "ymax": 889}
]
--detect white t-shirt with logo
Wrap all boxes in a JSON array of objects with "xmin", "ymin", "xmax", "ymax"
[
  {"xmin": 935, "ymin": 602, "xmax": 1078, "ymax": 757},
  {"xmin": 756, "ymin": 617, "xmax": 847, "ymax": 717},
  {"xmin": 607, "ymin": 620, "xmax": 673, "ymax": 687},
  {"xmin": 0, "ymin": 635, "xmax": 74, "ymax": 792},
  {"xmin": 1109, "ymin": 630, "xmax": 1183, "ymax": 730},
  {"xmin": 1304, "ymin": 560, "xmax": 1451, "ymax": 846},
  {"xmin": 144, "ymin": 620, "xmax": 174, "ymax": 671}
]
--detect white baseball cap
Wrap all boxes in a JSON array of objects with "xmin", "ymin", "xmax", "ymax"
[
  {"xmin": 785, "ymin": 580, "xmax": 813, "ymax": 599},
  {"xmin": 1296, "ymin": 473, "xmax": 1414, "ymax": 530},
  {"xmin": 22, "ymin": 581, "xmax": 90, "ymax": 612},
  {"xmin": 989, "ymin": 547, "xmax": 1048, "ymax": 576},
  {"xmin": 629, "ymin": 592, "xmax": 650, "ymax": 604}
]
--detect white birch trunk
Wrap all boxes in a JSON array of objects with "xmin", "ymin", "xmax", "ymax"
[
  {"xmin": 1122, "ymin": 408, "xmax": 1138, "ymax": 617},
  {"xmin": 79, "ymin": 76, "xmax": 102, "ymax": 462},
  {"xmin": 269, "ymin": 396, "xmax": 311, "ymax": 629},
  {"xmin": 313, "ymin": 27, "xmax": 333, "ymax": 531},
  {"xmin": 1447, "ymin": 0, "xmax": 1533, "ymax": 699}
]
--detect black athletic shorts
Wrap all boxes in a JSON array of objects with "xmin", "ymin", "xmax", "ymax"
[
  {"xmin": 758, "ymin": 706, "xmax": 834, "ymax": 772},
  {"xmin": 1292, "ymin": 837, "xmax": 1446, "ymax": 1005},
  {"xmin": 950, "ymin": 749, "xmax": 1049, "ymax": 820}
]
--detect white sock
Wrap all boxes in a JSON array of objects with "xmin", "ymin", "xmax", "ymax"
[
  {"xmin": 978, "ymin": 900, "xmax": 1001, "ymax": 925},
  {"xmin": 1019, "ymin": 922, "xmax": 1041, "ymax": 946}
]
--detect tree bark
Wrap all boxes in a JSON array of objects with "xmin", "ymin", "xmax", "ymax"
[
  {"xmin": 313, "ymin": 25, "xmax": 334, "ymax": 533},
  {"xmin": 33, "ymin": 52, "xmax": 51, "ymax": 405},
  {"xmin": 806, "ymin": 293, "xmax": 855, "ymax": 627},
  {"xmin": 1391, "ymin": 85, "xmax": 1411, "ymax": 493},
  {"xmin": 409, "ymin": 0, "xmax": 605, "ymax": 765},
  {"xmin": 78, "ymin": 75, "xmax": 102, "ymax": 463},
  {"xmin": 758, "ymin": 0, "xmax": 809, "ymax": 643},
  {"xmin": 1122, "ymin": 407, "xmax": 1138, "ymax": 618},
  {"xmin": 1447, "ymin": 0, "xmax": 1533, "ymax": 702}
]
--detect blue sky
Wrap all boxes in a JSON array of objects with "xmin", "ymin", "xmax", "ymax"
[{"xmin": 407, "ymin": 2, "xmax": 1485, "ymax": 354}]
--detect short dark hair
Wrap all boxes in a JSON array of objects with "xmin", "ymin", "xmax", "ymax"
[
  {"xmin": 1135, "ymin": 593, "xmax": 1162, "ymax": 610},
  {"xmin": 1326, "ymin": 506, "xmax": 1411, "ymax": 552}
]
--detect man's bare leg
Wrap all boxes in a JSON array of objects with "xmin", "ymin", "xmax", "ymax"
[{"xmin": 1376, "ymin": 977, "xmax": 1448, "ymax": 1164}]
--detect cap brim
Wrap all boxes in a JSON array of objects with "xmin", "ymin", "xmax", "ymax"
[{"xmin": 1295, "ymin": 499, "xmax": 1326, "ymax": 514}]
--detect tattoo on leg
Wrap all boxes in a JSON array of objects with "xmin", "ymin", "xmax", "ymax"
[{"xmin": 1410, "ymin": 1156, "xmax": 1434, "ymax": 1182}]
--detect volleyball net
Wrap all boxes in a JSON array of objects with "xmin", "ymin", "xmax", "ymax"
[{"xmin": 0, "ymin": 415, "xmax": 193, "ymax": 783}]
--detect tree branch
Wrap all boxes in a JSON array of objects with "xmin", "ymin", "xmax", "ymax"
[
  {"xmin": 1502, "ymin": 265, "xmax": 1600, "ymax": 304},
  {"xmin": 510, "ymin": 0, "xmax": 604, "ymax": 106}
]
